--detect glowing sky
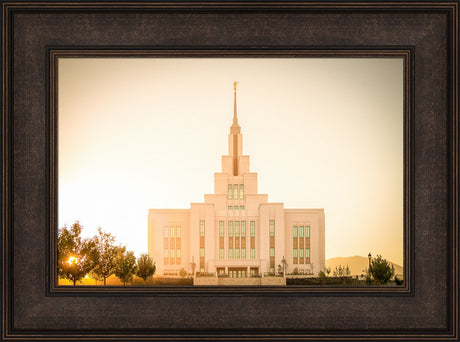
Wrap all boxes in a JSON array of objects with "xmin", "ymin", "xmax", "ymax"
[{"xmin": 58, "ymin": 58, "xmax": 403, "ymax": 265}]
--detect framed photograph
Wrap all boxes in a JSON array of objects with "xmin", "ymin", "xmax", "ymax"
[
  {"xmin": 2, "ymin": 1, "xmax": 458, "ymax": 340},
  {"xmin": 54, "ymin": 53, "xmax": 407, "ymax": 290}
]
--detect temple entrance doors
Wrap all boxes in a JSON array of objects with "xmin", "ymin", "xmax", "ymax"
[{"xmin": 228, "ymin": 267, "xmax": 247, "ymax": 278}]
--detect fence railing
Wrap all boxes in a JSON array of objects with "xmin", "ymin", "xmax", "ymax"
[
  {"xmin": 216, "ymin": 273, "xmax": 262, "ymax": 278},
  {"xmin": 263, "ymin": 272, "xmax": 283, "ymax": 277},
  {"xmin": 195, "ymin": 272, "xmax": 216, "ymax": 277}
]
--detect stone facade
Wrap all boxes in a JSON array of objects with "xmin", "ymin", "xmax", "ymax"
[{"xmin": 148, "ymin": 83, "xmax": 325, "ymax": 279}]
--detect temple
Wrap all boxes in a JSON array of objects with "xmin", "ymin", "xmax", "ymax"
[{"xmin": 147, "ymin": 82, "xmax": 325, "ymax": 280}]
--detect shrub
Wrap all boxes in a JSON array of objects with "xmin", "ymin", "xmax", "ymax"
[
  {"xmin": 368, "ymin": 255, "xmax": 395, "ymax": 284},
  {"xmin": 394, "ymin": 275, "xmax": 403, "ymax": 285}
]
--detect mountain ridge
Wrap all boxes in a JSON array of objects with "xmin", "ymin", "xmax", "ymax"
[{"xmin": 326, "ymin": 255, "xmax": 403, "ymax": 276}]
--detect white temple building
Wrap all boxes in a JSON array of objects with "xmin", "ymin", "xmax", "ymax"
[{"xmin": 148, "ymin": 82, "xmax": 325, "ymax": 278}]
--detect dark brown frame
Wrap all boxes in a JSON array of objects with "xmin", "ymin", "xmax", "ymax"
[{"xmin": 2, "ymin": 1, "xmax": 458, "ymax": 340}]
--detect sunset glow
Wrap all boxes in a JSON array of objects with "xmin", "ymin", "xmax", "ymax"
[
  {"xmin": 66, "ymin": 256, "xmax": 79, "ymax": 266},
  {"xmin": 58, "ymin": 58, "xmax": 403, "ymax": 265}
]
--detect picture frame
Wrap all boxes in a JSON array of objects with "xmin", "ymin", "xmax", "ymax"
[
  {"xmin": 51, "ymin": 50, "xmax": 410, "ymax": 293},
  {"xmin": 1, "ymin": 1, "xmax": 458, "ymax": 340}
]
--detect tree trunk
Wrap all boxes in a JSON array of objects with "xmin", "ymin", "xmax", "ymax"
[
  {"xmin": 104, "ymin": 277, "xmax": 106, "ymax": 286},
  {"xmin": 73, "ymin": 278, "xmax": 76, "ymax": 286},
  {"xmin": 123, "ymin": 280, "xmax": 126, "ymax": 286}
]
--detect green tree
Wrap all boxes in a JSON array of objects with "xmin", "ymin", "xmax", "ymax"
[
  {"xmin": 114, "ymin": 249, "xmax": 137, "ymax": 285},
  {"xmin": 92, "ymin": 228, "xmax": 121, "ymax": 286},
  {"xmin": 292, "ymin": 267, "xmax": 299, "ymax": 275},
  {"xmin": 136, "ymin": 254, "xmax": 156, "ymax": 282},
  {"xmin": 57, "ymin": 222, "xmax": 98, "ymax": 286},
  {"xmin": 368, "ymin": 254, "xmax": 395, "ymax": 284}
]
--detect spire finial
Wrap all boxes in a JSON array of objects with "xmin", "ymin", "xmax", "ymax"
[
  {"xmin": 230, "ymin": 81, "xmax": 241, "ymax": 134},
  {"xmin": 233, "ymin": 81, "xmax": 239, "ymax": 93},
  {"xmin": 232, "ymin": 81, "xmax": 239, "ymax": 126}
]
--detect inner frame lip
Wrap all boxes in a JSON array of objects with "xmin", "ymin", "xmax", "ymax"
[{"xmin": 47, "ymin": 48, "xmax": 412, "ymax": 296}]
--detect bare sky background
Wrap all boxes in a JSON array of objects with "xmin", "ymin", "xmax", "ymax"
[{"xmin": 58, "ymin": 58, "xmax": 403, "ymax": 265}]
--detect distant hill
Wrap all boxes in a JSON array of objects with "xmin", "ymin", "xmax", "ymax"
[{"xmin": 326, "ymin": 255, "xmax": 403, "ymax": 276}]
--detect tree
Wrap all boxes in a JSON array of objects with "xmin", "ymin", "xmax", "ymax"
[
  {"xmin": 189, "ymin": 258, "xmax": 196, "ymax": 276},
  {"xmin": 92, "ymin": 228, "xmax": 121, "ymax": 286},
  {"xmin": 114, "ymin": 249, "xmax": 137, "ymax": 285},
  {"xmin": 333, "ymin": 264, "xmax": 351, "ymax": 277},
  {"xmin": 57, "ymin": 222, "xmax": 98, "ymax": 286},
  {"xmin": 277, "ymin": 264, "xmax": 283, "ymax": 276},
  {"xmin": 280, "ymin": 257, "xmax": 288, "ymax": 276},
  {"xmin": 88, "ymin": 270, "xmax": 104, "ymax": 285},
  {"xmin": 136, "ymin": 254, "xmax": 156, "ymax": 282},
  {"xmin": 179, "ymin": 268, "xmax": 187, "ymax": 278},
  {"xmin": 292, "ymin": 267, "xmax": 299, "ymax": 275},
  {"xmin": 325, "ymin": 266, "xmax": 331, "ymax": 276},
  {"xmin": 332, "ymin": 265, "xmax": 341, "ymax": 277},
  {"xmin": 368, "ymin": 254, "xmax": 395, "ymax": 284}
]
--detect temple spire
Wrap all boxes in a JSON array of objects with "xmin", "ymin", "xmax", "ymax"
[
  {"xmin": 229, "ymin": 81, "xmax": 242, "ymax": 176},
  {"xmin": 233, "ymin": 81, "xmax": 238, "ymax": 124},
  {"xmin": 231, "ymin": 81, "xmax": 241, "ymax": 134}
]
